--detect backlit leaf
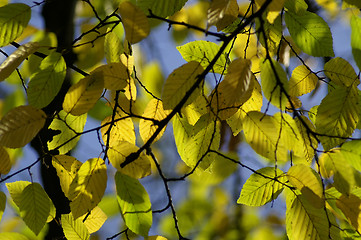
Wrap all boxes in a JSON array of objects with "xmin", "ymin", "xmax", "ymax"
[
  {"xmin": 68, "ymin": 158, "xmax": 107, "ymax": 219},
  {"xmin": 147, "ymin": 236, "xmax": 168, "ymax": 240},
  {"xmin": 139, "ymin": 99, "xmax": 170, "ymax": 143},
  {"xmin": 316, "ymin": 86, "xmax": 359, "ymax": 150},
  {"xmin": 115, "ymin": 172, "xmax": 152, "ymax": 237},
  {"xmin": 324, "ymin": 57, "xmax": 359, "ymax": 87},
  {"xmin": 336, "ymin": 194, "xmax": 361, "ymax": 233},
  {"xmin": 0, "ymin": 191, "xmax": 5, "ymax": 222},
  {"xmin": 19, "ymin": 183, "xmax": 50, "ymax": 235},
  {"xmin": 104, "ymin": 28, "xmax": 124, "ymax": 63},
  {"xmin": 137, "ymin": 0, "xmax": 187, "ymax": 17},
  {"xmin": 260, "ymin": 58, "xmax": 289, "ymax": 110},
  {"xmin": 293, "ymin": 116, "xmax": 317, "ymax": 163},
  {"xmin": 207, "ymin": 0, "xmax": 239, "ymax": 31},
  {"xmin": 0, "ymin": 146, "xmax": 11, "ymax": 174},
  {"xmin": 62, "ymin": 213, "xmax": 89, "ymax": 240},
  {"xmin": 0, "ymin": 42, "xmax": 39, "ymax": 81},
  {"xmin": 289, "ymin": 65, "xmax": 318, "ymax": 96},
  {"xmin": 118, "ymin": 1, "xmax": 150, "ymax": 44},
  {"xmin": 52, "ymin": 155, "xmax": 82, "ymax": 198},
  {"xmin": 177, "ymin": 40, "xmax": 228, "ymax": 74},
  {"xmin": 162, "ymin": 61, "xmax": 204, "ymax": 110},
  {"xmin": 0, "ymin": 233, "xmax": 30, "ymax": 240},
  {"xmin": 256, "ymin": 0, "xmax": 285, "ymax": 23},
  {"xmin": 48, "ymin": 110, "xmax": 87, "ymax": 154},
  {"xmin": 0, "ymin": 3, "xmax": 31, "ymax": 47},
  {"xmin": 238, "ymin": 167, "xmax": 286, "ymax": 206},
  {"xmin": 6, "ymin": 181, "xmax": 31, "ymax": 207},
  {"xmin": 340, "ymin": 140, "xmax": 361, "ymax": 171},
  {"xmin": 285, "ymin": 10, "xmax": 334, "ymax": 57},
  {"xmin": 101, "ymin": 113, "xmax": 136, "ymax": 146},
  {"xmin": 108, "ymin": 141, "xmax": 151, "ymax": 179},
  {"xmin": 81, "ymin": 206, "xmax": 107, "ymax": 234},
  {"xmin": 351, "ymin": 15, "xmax": 361, "ymax": 71},
  {"xmin": 0, "ymin": 105, "xmax": 46, "ymax": 148},
  {"xmin": 27, "ymin": 52, "xmax": 67, "ymax": 108},
  {"xmin": 63, "ymin": 72, "xmax": 104, "ymax": 116}
]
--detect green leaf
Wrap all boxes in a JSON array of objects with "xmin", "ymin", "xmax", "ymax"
[
  {"xmin": 351, "ymin": 15, "xmax": 361, "ymax": 71},
  {"xmin": 115, "ymin": 172, "xmax": 152, "ymax": 237},
  {"xmin": 237, "ymin": 167, "xmax": 286, "ymax": 206},
  {"xmin": 68, "ymin": 158, "xmax": 107, "ymax": 219},
  {"xmin": 137, "ymin": 0, "xmax": 188, "ymax": 17},
  {"xmin": 260, "ymin": 58, "xmax": 289, "ymax": 110},
  {"xmin": 324, "ymin": 57, "xmax": 359, "ymax": 87},
  {"xmin": 284, "ymin": 0, "xmax": 308, "ymax": 14},
  {"xmin": 0, "ymin": 3, "xmax": 31, "ymax": 47},
  {"xmin": 285, "ymin": 10, "xmax": 334, "ymax": 57},
  {"xmin": 61, "ymin": 213, "xmax": 90, "ymax": 240},
  {"xmin": 0, "ymin": 233, "xmax": 30, "ymax": 240},
  {"xmin": 19, "ymin": 183, "xmax": 50, "ymax": 235},
  {"xmin": 0, "ymin": 191, "xmax": 6, "ymax": 222},
  {"xmin": 27, "ymin": 52, "xmax": 67, "ymax": 108},
  {"xmin": 177, "ymin": 40, "xmax": 228, "ymax": 74},
  {"xmin": 316, "ymin": 86, "xmax": 359, "ymax": 150},
  {"xmin": 48, "ymin": 110, "xmax": 87, "ymax": 154},
  {"xmin": 340, "ymin": 140, "xmax": 361, "ymax": 171}
]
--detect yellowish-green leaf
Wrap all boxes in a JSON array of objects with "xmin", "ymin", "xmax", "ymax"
[
  {"xmin": 340, "ymin": 140, "xmax": 361, "ymax": 171},
  {"xmin": 68, "ymin": 158, "xmax": 107, "ymax": 219},
  {"xmin": 287, "ymin": 164, "xmax": 324, "ymax": 208},
  {"xmin": 0, "ymin": 42, "xmax": 39, "ymax": 81},
  {"xmin": 324, "ymin": 57, "xmax": 359, "ymax": 87},
  {"xmin": 181, "ymin": 95, "xmax": 208, "ymax": 125},
  {"xmin": 256, "ymin": 14, "xmax": 282, "ymax": 52},
  {"xmin": 351, "ymin": 15, "xmax": 361, "ymax": 71},
  {"xmin": 177, "ymin": 40, "xmax": 228, "ymax": 74},
  {"xmin": 256, "ymin": 0, "xmax": 285, "ymax": 23},
  {"xmin": 0, "ymin": 3, "xmax": 31, "ymax": 47},
  {"xmin": 139, "ymin": 99, "xmax": 170, "ymax": 143},
  {"xmin": 260, "ymin": 58, "xmax": 289, "ymax": 110},
  {"xmin": 63, "ymin": 72, "xmax": 104, "ymax": 116},
  {"xmin": 285, "ymin": 10, "xmax": 334, "ymax": 57},
  {"xmin": 336, "ymin": 194, "xmax": 361, "ymax": 234},
  {"xmin": 115, "ymin": 172, "xmax": 152, "ymax": 237},
  {"xmin": 61, "ymin": 213, "xmax": 89, "ymax": 240},
  {"xmin": 344, "ymin": 0, "xmax": 361, "ymax": 8},
  {"xmin": 289, "ymin": 65, "xmax": 318, "ymax": 97},
  {"xmin": 210, "ymin": 58, "xmax": 253, "ymax": 120},
  {"xmin": 48, "ymin": 110, "xmax": 87, "ymax": 154},
  {"xmin": 81, "ymin": 206, "xmax": 107, "ymax": 234},
  {"xmin": 238, "ymin": 167, "xmax": 286, "ymax": 206},
  {"xmin": 101, "ymin": 113, "xmax": 135, "ymax": 146},
  {"xmin": 0, "ymin": 146, "xmax": 11, "ymax": 174},
  {"xmin": 284, "ymin": 0, "xmax": 308, "ymax": 15},
  {"xmin": 0, "ymin": 105, "xmax": 46, "ymax": 148},
  {"xmin": 104, "ymin": 27, "xmax": 124, "ymax": 63},
  {"xmin": 52, "ymin": 155, "xmax": 82, "ymax": 198},
  {"xmin": 162, "ymin": 61, "xmax": 204, "ymax": 110},
  {"xmin": 108, "ymin": 141, "xmax": 151, "ymax": 179},
  {"xmin": 316, "ymin": 86, "xmax": 359, "ymax": 150},
  {"xmin": 147, "ymin": 236, "xmax": 168, "ymax": 240},
  {"xmin": 6, "ymin": 181, "xmax": 31, "ymax": 207},
  {"xmin": 118, "ymin": 1, "xmax": 150, "ymax": 44},
  {"xmin": 0, "ymin": 233, "xmax": 30, "ymax": 240},
  {"xmin": 293, "ymin": 116, "xmax": 317, "ymax": 163},
  {"xmin": 0, "ymin": 191, "xmax": 6, "ymax": 222},
  {"xmin": 27, "ymin": 52, "xmax": 66, "ymax": 108},
  {"xmin": 137, "ymin": 0, "xmax": 187, "ymax": 17},
  {"xmin": 19, "ymin": 183, "xmax": 50, "ymax": 235},
  {"xmin": 207, "ymin": 0, "xmax": 239, "ymax": 31}
]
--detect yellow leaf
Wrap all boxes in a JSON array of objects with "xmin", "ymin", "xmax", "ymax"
[
  {"xmin": 118, "ymin": 1, "xmax": 150, "ymax": 44},
  {"xmin": 63, "ymin": 72, "xmax": 104, "ymax": 116},
  {"xmin": 52, "ymin": 155, "xmax": 82, "ymax": 198},
  {"xmin": 68, "ymin": 158, "xmax": 107, "ymax": 219},
  {"xmin": 255, "ymin": 0, "xmax": 285, "ymax": 23},
  {"xmin": 146, "ymin": 236, "xmax": 168, "ymax": 240},
  {"xmin": 0, "ymin": 42, "xmax": 39, "ymax": 81},
  {"xmin": 62, "ymin": 213, "xmax": 89, "ymax": 240},
  {"xmin": 81, "ymin": 206, "xmax": 107, "ymax": 234},
  {"xmin": 293, "ymin": 116, "xmax": 317, "ymax": 163},
  {"xmin": 287, "ymin": 164, "xmax": 324, "ymax": 208},
  {"xmin": 207, "ymin": 0, "xmax": 239, "ymax": 31},
  {"xmin": 101, "ymin": 113, "xmax": 136, "ymax": 146},
  {"xmin": 336, "ymin": 194, "xmax": 361, "ymax": 233},
  {"xmin": 0, "ymin": 105, "xmax": 46, "ymax": 148},
  {"xmin": 289, "ymin": 65, "xmax": 318, "ymax": 96},
  {"xmin": 139, "ymin": 99, "xmax": 170, "ymax": 143},
  {"xmin": 0, "ymin": 146, "xmax": 11, "ymax": 174},
  {"xmin": 324, "ymin": 57, "xmax": 359, "ymax": 87},
  {"xmin": 162, "ymin": 61, "xmax": 204, "ymax": 111},
  {"xmin": 108, "ymin": 141, "xmax": 151, "ymax": 179}
]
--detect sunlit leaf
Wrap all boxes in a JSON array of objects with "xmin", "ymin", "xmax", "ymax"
[
  {"xmin": 238, "ymin": 167, "xmax": 286, "ymax": 206},
  {"xmin": 284, "ymin": 0, "xmax": 308, "ymax": 14},
  {"xmin": 137, "ymin": 0, "xmax": 187, "ymax": 17},
  {"xmin": 104, "ymin": 28, "xmax": 124, "ymax": 64},
  {"xmin": 162, "ymin": 61, "xmax": 204, "ymax": 110},
  {"xmin": 177, "ymin": 40, "xmax": 228, "ymax": 74},
  {"xmin": 146, "ymin": 236, "xmax": 168, "ymax": 240},
  {"xmin": 48, "ymin": 111, "xmax": 87, "ymax": 154},
  {"xmin": 0, "ymin": 3, "xmax": 31, "ymax": 47},
  {"xmin": 0, "ymin": 42, "xmax": 39, "ymax": 81},
  {"xmin": 207, "ymin": 0, "xmax": 239, "ymax": 31},
  {"xmin": 285, "ymin": 10, "xmax": 334, "ymax": 57},
  {"xmin": 27, "ymin": 52, "xmax": 66, "ymax": 108},
  {"xmin": 316, "ymin": 86, "xmax": 359, "ymax": 150},
  {"xmin": 344, "ymin": 0, "xmax": 361, "ymax": 8},
  {"xmin": 115, "ymin": 172, "xmax": 152, "ymax": 237},
  {"xmin": 289, "ymin": 65, "xmax": 318, "ymax": 97},
  {"xmin": 19, "ymin": 183, "xmax": 50, "ymax": 235},
  {"xmin": 293, "ymin": 116, "xmax": 317, "ymax": 163},
  {"xmin": 256, "ymin": 15, "xmax": 282, "ymax": 52},
  {"xmin": 52, "ymin": 155, "xmax": 82, "ymax": 198},
  {"xmin": 340, "ymin": 140, "xmax": 361, "ymax": 171},
  {"xmin": 256, "ymin": 0, "xmax": 285, "ymax": 23},
  {"xmin": 324, "ymin": 57, "xmax": 359, "ymax": 87},
  {"xmin": 101, "ymin": 113, "xmax": 136, "ymax": 146},
  {"xmin": 139, "ymin": 99, "xmax": 170, "ymax": 143},
  {"xmin": 0, "ymin": 233, "xmax": 30, "ymax": 240},
  {"xmin": 0, "ymin": 146, "xmax": 11, "ymax": 174},
  {"xmin": 68, "ymin": 158, "xmax": 107, "ymax": 219},
  {"xmin": 351, "ymin": 16, "xmax": 361, "ymax": 72},
  {"xmin": 0, "ymin": 105, "xmax": 46, "ymax": 148},
  {"xmin": 62, "ymin": 213, "xmax": 89, "ymax": 240},
  {"xmin": 108, "ymin": 141, "xmax": 151, "ymax": 179},
  {"xmin": 336, "ymin": 194, "xmax": 361, "ymax": 234},
  {"xmin": 0, "ymin": 191, "xmax": 6, "ymax": 222},
  {"xmin": 81, "ymin": 206, "xmax": 107, "ymax": 234},
  {"xmin": 118, "ymin": 1, "xmax": 150, "ymax": 44}
]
